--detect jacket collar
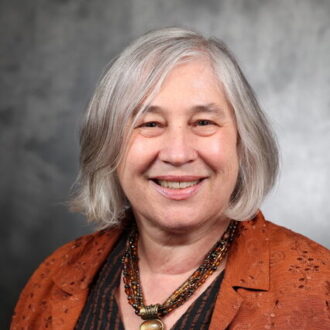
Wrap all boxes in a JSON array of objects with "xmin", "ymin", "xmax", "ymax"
[
  {"xmin": 52, "ymin": 212, "xmax": 269, "ymax": 294},
  {"xmin": 210, "ymin": 211, "xmax": 270, "ymax": 329},
  {"xmin": 226, "ymin": 211, "xmax": 270, "ymax": 290},
  {"xmin": 51, "ymin": 212, "xmax": 269, "ymax": 329},
  {"xmin": 50, "ymin": 228, "xmax": 122, "ymax": 330},
  {"xmin": 52, "ymin": 228, "xmax": 122, "ymax": 295}
]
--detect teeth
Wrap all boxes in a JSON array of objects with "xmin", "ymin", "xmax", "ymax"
[{"xmin": 157, "ymin": 180, "xmax": 199, "ymax": 189}]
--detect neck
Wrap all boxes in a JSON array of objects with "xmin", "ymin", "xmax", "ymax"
[{"xmin": 135, "ymin": 215, "xmax": 231, "ymax": 275}]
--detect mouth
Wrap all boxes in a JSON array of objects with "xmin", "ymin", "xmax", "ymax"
[
  {"xmin": 154, "ymin": 179, "xmax": 201, "ymax": 189},
  {"xmin": 149, "ymin": 176, "xmax": 206, "ymax": 200}
]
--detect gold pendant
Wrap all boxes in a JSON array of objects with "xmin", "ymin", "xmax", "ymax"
[{"xmin": 140, "ymin": 318, "xmax": 165, "ymax": 330}]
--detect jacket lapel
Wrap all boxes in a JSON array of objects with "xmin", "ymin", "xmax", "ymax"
[
  {"xmin": 209, "ymin": 212, "xmax": 270, "ymax": 329},
  {"xmin": 50, "ymin": 228, "xmax": 122, "ymax": 330},
  {"xmin": 48, "ymin": 212, "xmax": 269, "ymax": 329}
]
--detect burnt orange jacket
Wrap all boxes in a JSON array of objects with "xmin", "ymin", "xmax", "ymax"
[{"xmin": 11, "ymin": 212, "xmax": 330, "ymax": 329}]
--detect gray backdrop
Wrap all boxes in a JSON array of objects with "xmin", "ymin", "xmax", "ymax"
[{"xmin": 1, "ymin": 0, "xmax": 329, "ymax": 326}]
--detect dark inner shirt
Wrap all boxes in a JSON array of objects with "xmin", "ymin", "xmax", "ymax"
[{"xmin": 75, "ymin": 230, "xmax": 224, "ymax": 330}]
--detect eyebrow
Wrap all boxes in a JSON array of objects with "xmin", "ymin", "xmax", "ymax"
[{"xmin": 143, "ymin": 103, "xmax": 227, "ymax": 118}]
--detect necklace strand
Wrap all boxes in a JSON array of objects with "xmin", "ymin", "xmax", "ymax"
[{"xmin": 122, "ymin": 221, "xmax": 238, "ymax": 329}]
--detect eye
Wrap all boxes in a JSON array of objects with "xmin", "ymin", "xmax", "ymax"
[
  {"xmin": 194, "ymin": 119, "xmax": 215, "ymax": 126},
  {"xmin": 140, "ymin": 121, "xmax": 160, "ymax": 128},
  {"xmin": 192, "ymin": 119, "xmax": 218, "ymax": 136},
  {"xmin": 135, "ymin": 121, "xmax": 165, "ymax": 137}
]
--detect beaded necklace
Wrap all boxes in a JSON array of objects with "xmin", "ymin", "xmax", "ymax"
[{"xmin": 122, "ymin": 220, "xmax": 238, "ymax": 330}]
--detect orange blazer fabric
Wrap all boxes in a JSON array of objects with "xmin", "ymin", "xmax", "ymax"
[{"xmin": 11, "ymin": 212, "xmax": 330, "ymax": 329}]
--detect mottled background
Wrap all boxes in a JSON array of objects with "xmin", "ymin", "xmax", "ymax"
[{"xmin": 1, "ymin": 0, "xmax": 329, "ymax": 326}]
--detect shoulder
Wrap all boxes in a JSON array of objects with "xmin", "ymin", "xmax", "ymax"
[
  {"xmin": 229, "ymin": 216, "xmax": 330, "ymax": 329},
  {"xmin": 265, "ymin": 219, "xmax": 329, "ymax": 271},
  {"xmin": 265, "ymin": 220, "xmax": 330, "ymax": 327},
  {"xmin": 11, "ymin": 228, "xmax": 121, "ymax": 329},
  {"xmin": 25, "ymin": 228, "xmax": 119, "ymax": 281}
]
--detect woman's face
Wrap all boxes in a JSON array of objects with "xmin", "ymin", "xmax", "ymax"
[{"xmin": 117, "ymin": 59, "xmax": 239, "ymax": 233}]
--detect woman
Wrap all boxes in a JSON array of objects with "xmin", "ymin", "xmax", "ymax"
[{"xmin": 11, "ymin": 28, "xmax": 329, "ymax": 330}]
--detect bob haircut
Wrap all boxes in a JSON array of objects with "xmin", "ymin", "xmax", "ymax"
[{"xmin": 70, "ymin": 27, "xmax": 279, "ymax": 228}]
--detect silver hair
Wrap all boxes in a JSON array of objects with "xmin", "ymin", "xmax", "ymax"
[{"xmin": 70, "ymin": 27, "xmax": 279, "ymax": 228}]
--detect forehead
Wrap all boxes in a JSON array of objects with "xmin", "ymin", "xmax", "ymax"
[
  {"xmin": 140, "ymin": 59, "xmax": 229, "ymax": 116},
  {"xmin": 143, "ymin": 103, "xmax": 227, "ymax": 120}
]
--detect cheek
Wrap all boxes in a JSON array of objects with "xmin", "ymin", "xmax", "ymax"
[
  {"xmin": 120, "ymin": 137, "xmax": 158, "ymax": 177},
  {"xmin": 199, "ymin": 133, "xmax": 238, "ymax": 172}
]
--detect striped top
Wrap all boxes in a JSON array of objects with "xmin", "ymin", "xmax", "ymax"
[{"xmin": 75, "ymin": 229, "xmax": 224, "ymax": 330}]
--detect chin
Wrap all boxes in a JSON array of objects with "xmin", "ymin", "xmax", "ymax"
[{"xmin": 153, "ymin": 210, "xmax": 217, "ymax": 234}]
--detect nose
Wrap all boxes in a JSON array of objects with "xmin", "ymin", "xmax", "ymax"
[{"xmin": 158, "ymin": 126, "xmax": 198, "ymax": 166}]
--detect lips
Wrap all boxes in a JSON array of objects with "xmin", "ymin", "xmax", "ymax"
[
  {"xmin": 156, "ymin": 180, "xmax": 200, "ymax": 189},
  {"xmin": 149, "ymin": 176, "xmax": 206, "ymax": 200}
]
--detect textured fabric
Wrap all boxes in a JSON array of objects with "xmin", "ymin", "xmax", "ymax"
[
  {"xmin": 172, "ymin": 272, "xmax": 223, "ymax": 330},
  {"xmin": 11, "ymin": 212, "xmax": 330, "ymax": 329},
  {"xmin": 74, "ymin": 229, "xmax": 126, "ymax": 330},
  {"xmin": 75, "ymin": 228, "xmax": 224, "ymax": 330}
]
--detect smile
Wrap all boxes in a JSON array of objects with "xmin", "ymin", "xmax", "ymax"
[
  {"xmin": 150, "ymin": 177, "xmax": 205, "ymax": 200},
  {"xmin": 156, "ymin": 180, "xmax": 200, "ymax": 189}
]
